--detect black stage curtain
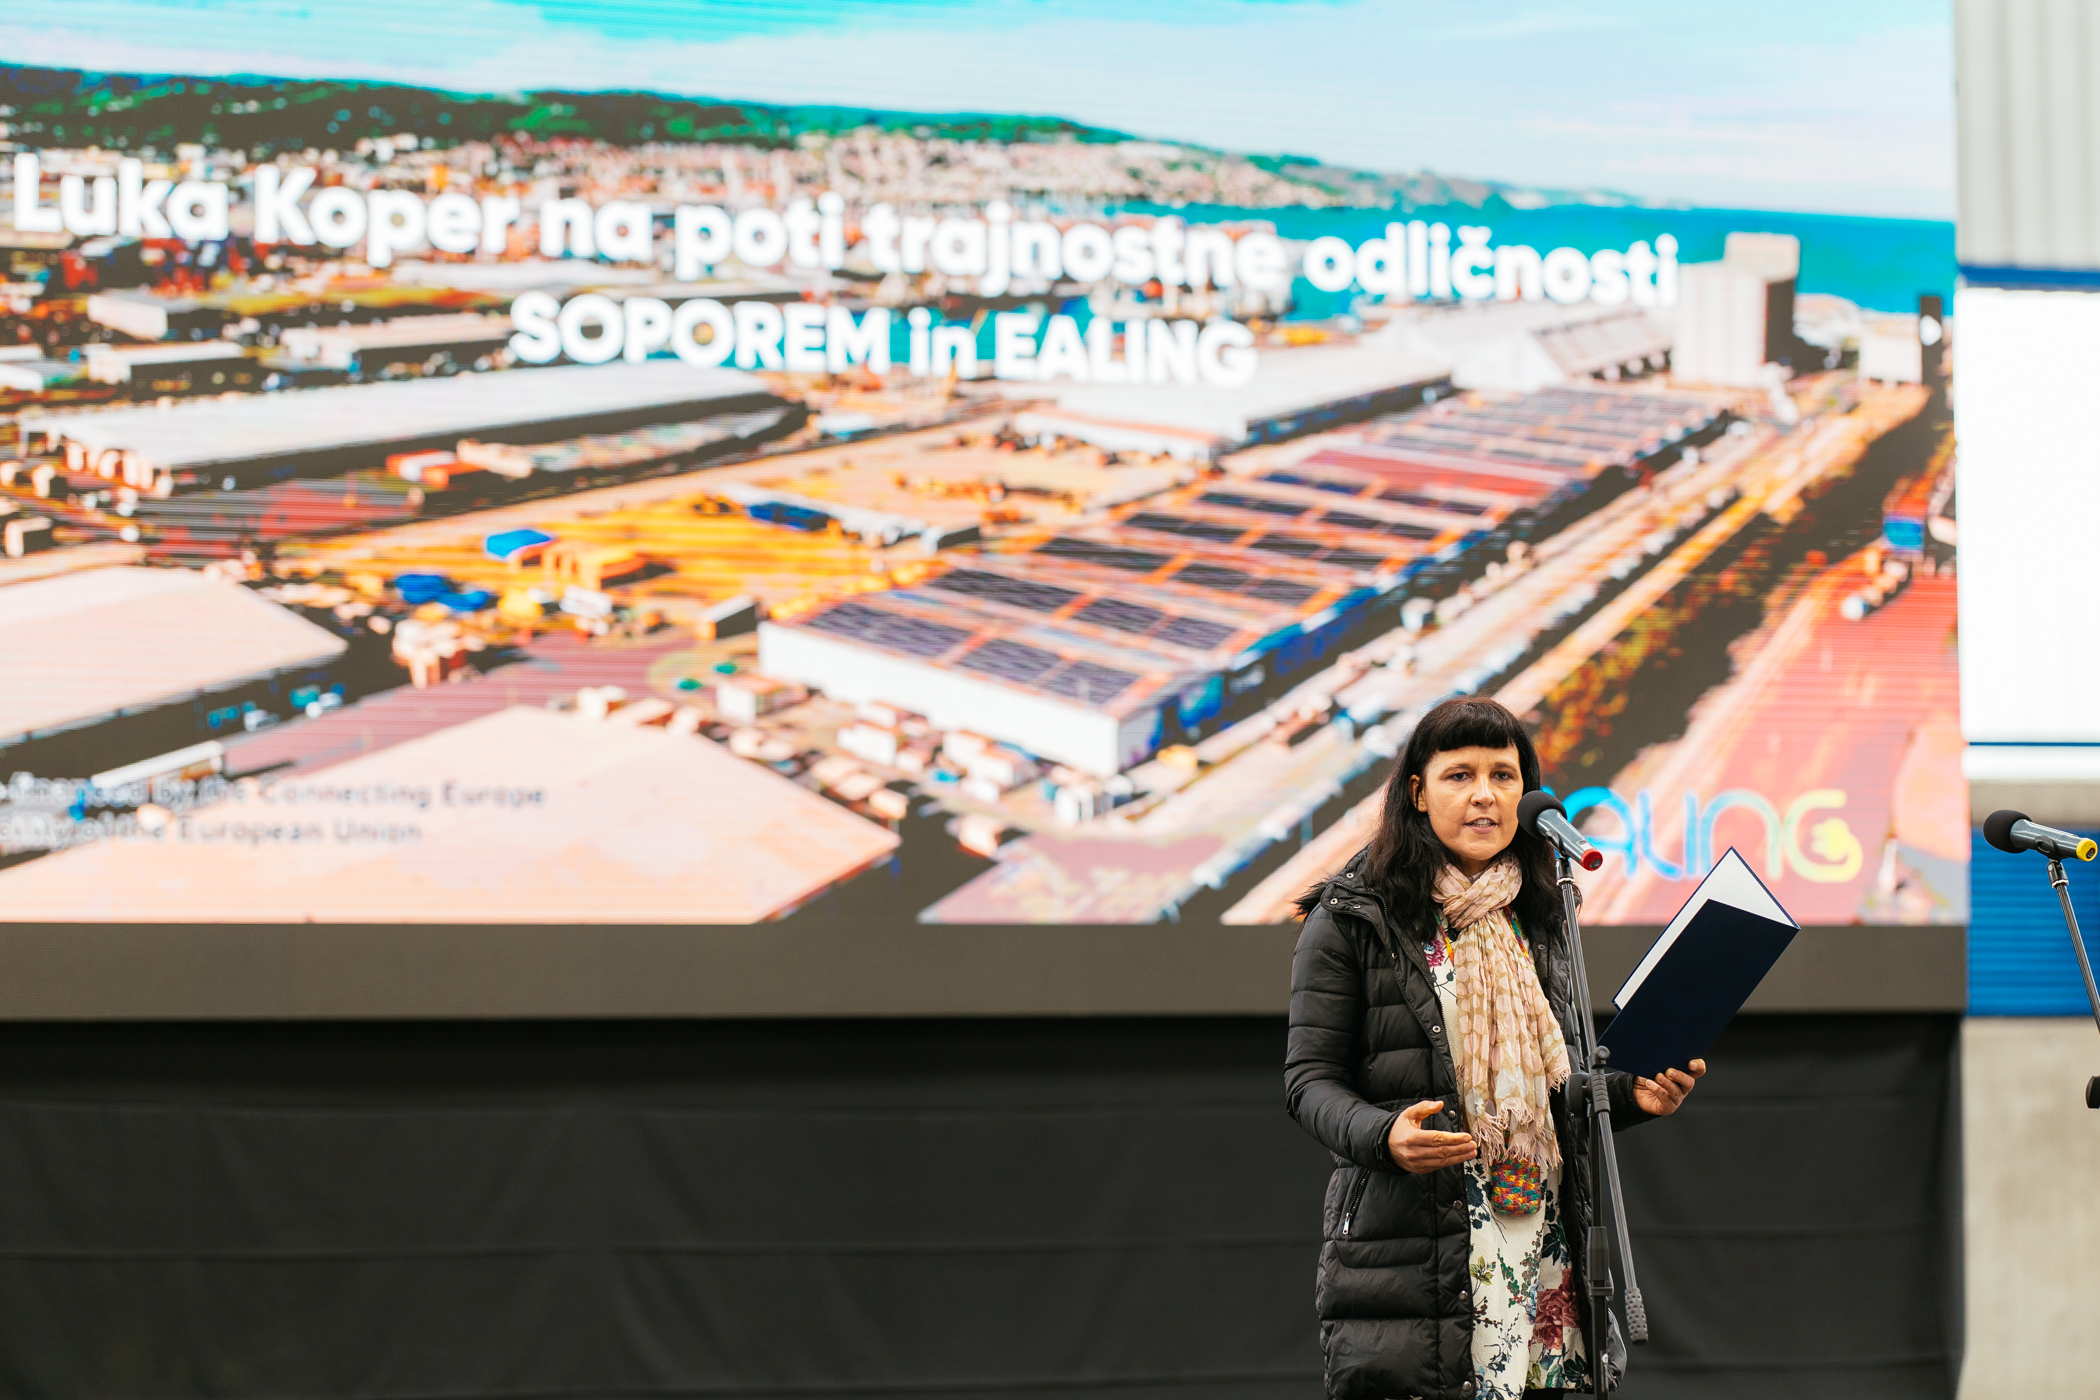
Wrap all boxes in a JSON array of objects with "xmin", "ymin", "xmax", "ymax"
[
  {"xmin": 1610, "ymin": 1014, "xmax": 1963, "ymax": 1400},
  {"xmin": 0, "ymin": 1014, "xmax": 1958, "ymax": 1400}
]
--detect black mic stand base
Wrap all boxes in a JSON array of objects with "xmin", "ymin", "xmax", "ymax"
[{"xmin": 2045, "ymin": 858, "xmax": 2100, "ymax": 1109}]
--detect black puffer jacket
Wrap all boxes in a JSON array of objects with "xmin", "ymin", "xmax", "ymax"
[{"xmin": 1285, "ymin": 857, "xmax": 1651, "ymax": 1400}]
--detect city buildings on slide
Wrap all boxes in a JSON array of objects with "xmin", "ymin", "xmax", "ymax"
[{"xmin": 0, "ymin": 184, "xmax": 1952, "ymax": 922}]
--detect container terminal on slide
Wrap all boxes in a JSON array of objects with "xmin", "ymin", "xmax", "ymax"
[{"xmin": 0, "ymin": 213, "xmax": 1952, "ymax": 924}]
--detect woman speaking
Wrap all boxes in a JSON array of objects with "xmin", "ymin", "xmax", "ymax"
[{"xmin": 1286, "ymin": 696, "xmax": 1704, "ymax": 1400}]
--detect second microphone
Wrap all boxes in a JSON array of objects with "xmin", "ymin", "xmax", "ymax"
[{"xmin": 1518, "ymin": 789, "xmax": 1604, "ymax": 871}]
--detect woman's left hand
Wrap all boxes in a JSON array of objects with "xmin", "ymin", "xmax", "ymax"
[{"xmin": 1633, "ymin": 1059, "xmax": 1707, "ymax": 1116}]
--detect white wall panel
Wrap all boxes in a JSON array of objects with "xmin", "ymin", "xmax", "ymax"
[
  {"xmin": 1954, "ymin": 286, "xmax": 2100, "ymax": 739},
  {"xmin": 1956, "ymin": 0, "xmax": 2100, "ymax": 269},
  {"xmin": 1957, "ymin": 1019, "xmax": 2100, "ymax": 1398}
]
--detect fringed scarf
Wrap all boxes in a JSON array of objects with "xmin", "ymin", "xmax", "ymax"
[{"xmin": 1434, "ymin": 856, "xmax": 1570, "ymax": 1174}]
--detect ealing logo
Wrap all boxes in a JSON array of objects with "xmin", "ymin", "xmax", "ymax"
[{"xmin": 1569, "ymin": 786, "xmax": 1865, "ymax": 884}]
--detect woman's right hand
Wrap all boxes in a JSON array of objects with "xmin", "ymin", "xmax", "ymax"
[{"xmin": 1386, "ymin": 1099, "xmax": 1477, "ymax": 1173}]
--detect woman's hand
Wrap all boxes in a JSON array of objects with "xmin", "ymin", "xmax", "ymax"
[
  {"xmin": 1633, "ymin": 1059, "xmax": 1707, "ymax": 1116},
  {"xmin": 1386, "ymin": 1099, "xmax": 1477, "ymax": 1173}
]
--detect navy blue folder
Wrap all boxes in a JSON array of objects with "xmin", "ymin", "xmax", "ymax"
[{"xmin": 1598, "ymin": 847, "xmax": 1799, "ymax": 1080}]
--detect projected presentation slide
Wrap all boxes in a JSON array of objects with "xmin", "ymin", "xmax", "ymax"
[{"xmin": 0, "ymin": 2, "xmax": 1960, "ymax": 927}]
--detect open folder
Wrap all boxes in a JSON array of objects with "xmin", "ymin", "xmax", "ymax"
[{"xmin": 1597, "ymin": 847, "xmax": 1800, "ymax": 1080}]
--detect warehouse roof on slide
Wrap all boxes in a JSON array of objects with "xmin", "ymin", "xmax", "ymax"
[
  {"xmin": 0, "ymin": 706, "xmax": 900, "ymax": 923},
  {"xmin": 22, "ymin": 362, "xmax": 771, "ymax": 474},
  {"xmin": 0, "ymin": 566, "xmax": 347, "ymax": 745},
  {"xmin": 1009, "ymin": 336, "xmax": 1449, "ymax": 454}
]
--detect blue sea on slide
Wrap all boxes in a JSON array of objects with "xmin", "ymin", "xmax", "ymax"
[{"xmin": 1122, "ymin": 202, "xmax": 1955, "ymax": 318}]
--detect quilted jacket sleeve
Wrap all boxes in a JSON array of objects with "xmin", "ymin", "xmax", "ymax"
[
  {"xmin": 1285, "ymin": 905, "xmax": 1405, "ymax": 1172},
  {"xmin": 1606, "ymin": 1068, "xmax": 1657, "ymax": 1129}
]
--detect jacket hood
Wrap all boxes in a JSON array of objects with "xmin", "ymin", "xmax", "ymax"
[
  {"xmin": 1323, "ymin": 849, "xmax": 1379, "ymax": 898},
  {"xmin": 1301, "ymin": 850, "xmax": 1388, "ymax": 930}
]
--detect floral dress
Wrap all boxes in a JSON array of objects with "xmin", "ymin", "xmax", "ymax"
[{"xmin": 1424, "ymin": 922, "xmax": 1589, "ymax": 1397}]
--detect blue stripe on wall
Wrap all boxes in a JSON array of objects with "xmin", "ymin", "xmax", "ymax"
[
  {"xmin": 1969, "ymin": 828, "xmax": 2100, "ymax": 1015},
  {"xmin": 1958, "ymin": 263, "xmax": 2100, "ymax": 291}
]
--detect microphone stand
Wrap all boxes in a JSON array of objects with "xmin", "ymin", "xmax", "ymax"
[
  {"xmin": 1554, "ymin": 849, "xmax": 1646, "ymax": 1396},
  {"xmin": 2044, "ymin": 858, "xmax": 2100, "ymax": 1109}
]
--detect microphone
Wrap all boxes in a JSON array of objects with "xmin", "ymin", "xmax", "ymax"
[
  {"xmin": 1984, "ymin": 809, "xmax": 2098, "ymax": 863},
  {"xmin": 1519, "ymin": 790, "xmax": 1603, "ymax": 871}
]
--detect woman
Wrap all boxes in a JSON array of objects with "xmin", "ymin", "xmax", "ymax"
[{"xmin": 1286, "ymin": 695, "xmax": 1704, "ymax": 1400}]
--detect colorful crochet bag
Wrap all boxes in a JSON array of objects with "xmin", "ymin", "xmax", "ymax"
[{"xmin": 1488, "ymin": 1155, "xmax": 1547, "ymax": 1215}]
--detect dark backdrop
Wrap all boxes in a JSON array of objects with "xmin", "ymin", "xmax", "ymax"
[{"xmin": 0, "ymin": 1014, "xmax": 1959, "ymax": 1400}]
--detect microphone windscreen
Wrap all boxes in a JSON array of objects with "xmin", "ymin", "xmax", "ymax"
[
  {"xmin": 1983, "ymin": 809, "xmax": 2027, "ymax": 853},
  {"xmin": 1518, "ymin": 789, "xmax": 1564, "ymax": 833}
]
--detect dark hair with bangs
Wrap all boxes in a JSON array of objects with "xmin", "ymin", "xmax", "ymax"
[{"xmin": 1301, "ymin": 695, "xmax": 1561, "ymax": 943}]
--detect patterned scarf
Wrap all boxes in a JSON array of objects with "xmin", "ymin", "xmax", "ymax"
[{"xmin": 1435, "ymin": 856, "xmax": 1571, "ymax": 1173}]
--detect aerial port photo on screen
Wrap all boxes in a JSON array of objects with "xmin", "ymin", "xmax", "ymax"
[{"xmin": 0, "ymin": 64, "xmax": 1962, "ymax": 925}]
